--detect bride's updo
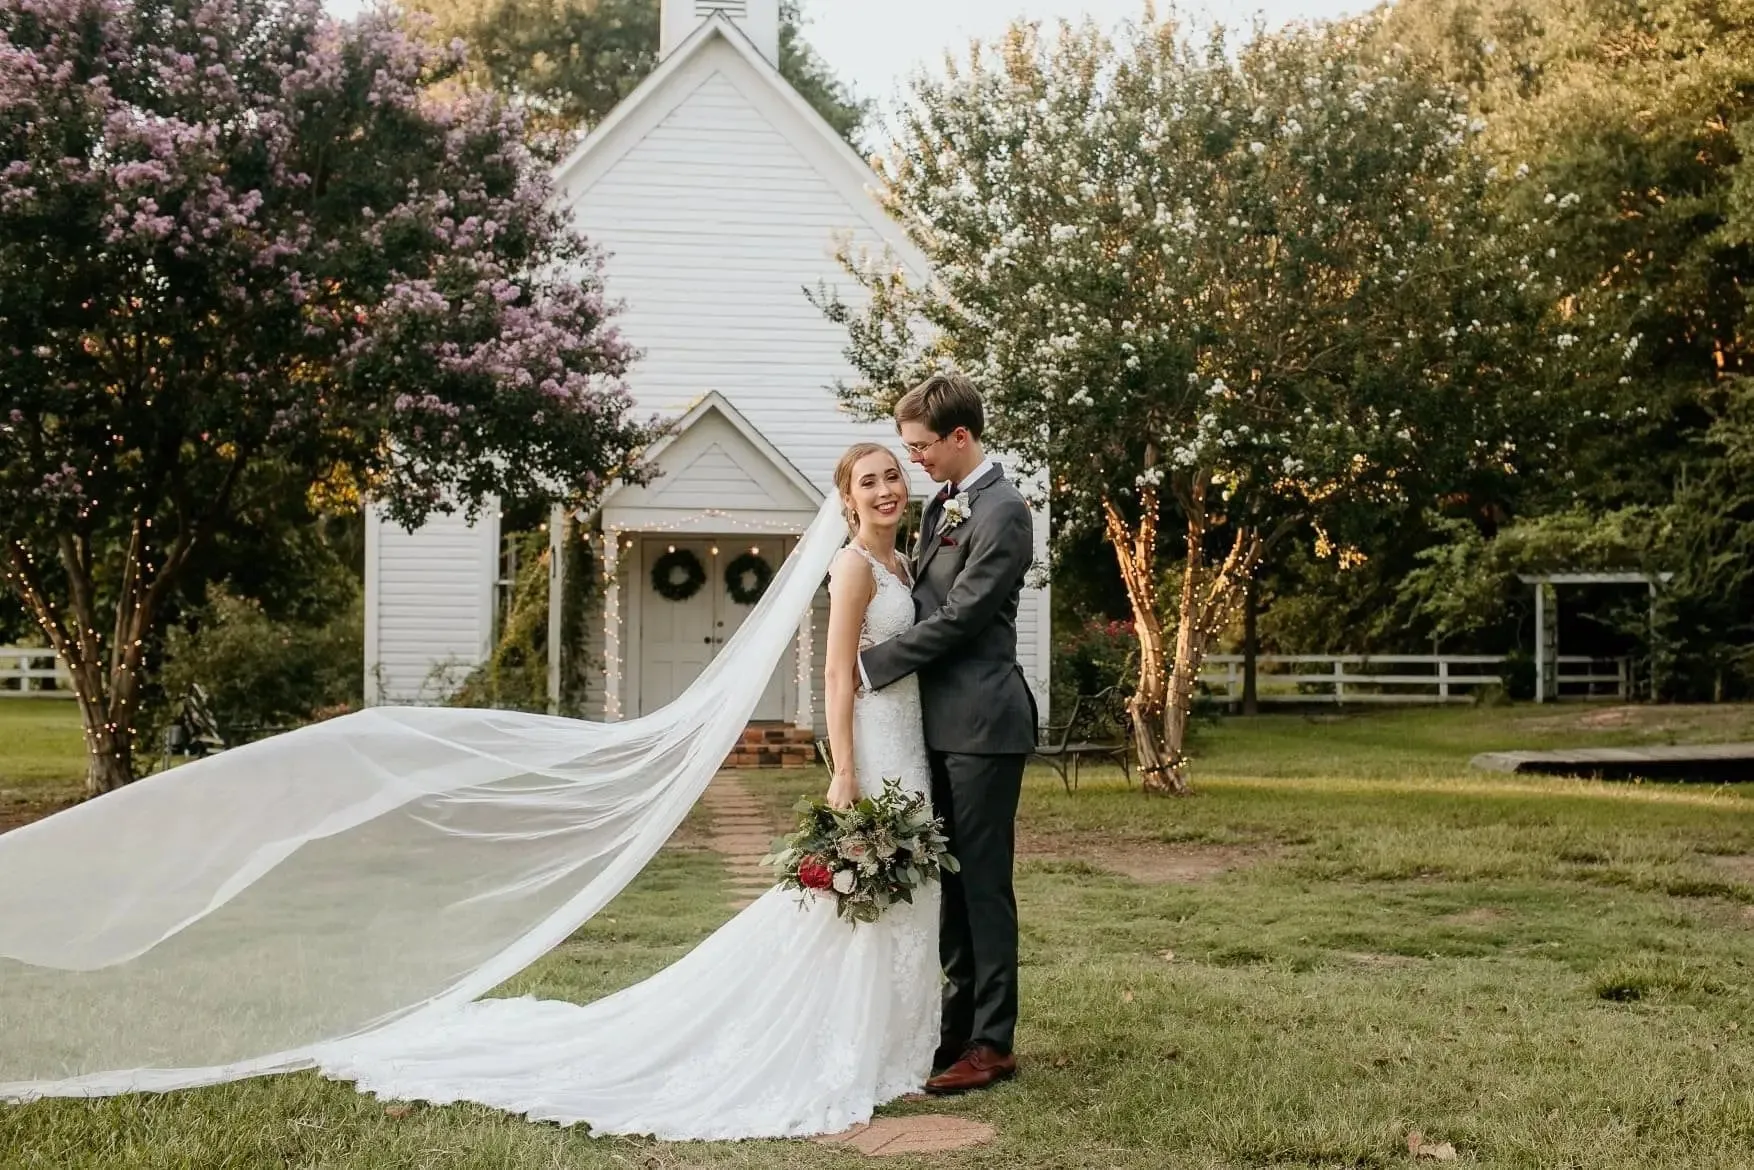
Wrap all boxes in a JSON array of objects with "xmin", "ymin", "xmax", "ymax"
[{"xmin": 833, "ymin": 442, "xmax": 905, "ymax": 533}]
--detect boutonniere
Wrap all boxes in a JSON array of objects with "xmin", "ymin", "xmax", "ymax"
[{"xmin": 940, "ymin": 496, "xmax": 971, "ymax": 529}]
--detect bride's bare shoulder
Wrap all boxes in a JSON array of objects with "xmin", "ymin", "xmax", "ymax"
[{"xmin": 828, "ymin": 546, "xmax": 874, "ymax": 595}]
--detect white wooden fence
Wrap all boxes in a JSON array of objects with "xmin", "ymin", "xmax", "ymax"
[
  {"xmin": 0, "ymin": 646, "xmax": 71, "ymax": 697},
  {"xmin": 1201, "ymin": 654, "xmax": 1630, "ymax": 705},
  {"xmin": 0, "ymin": 644, "xmax": 1635, "ymax": 706}
]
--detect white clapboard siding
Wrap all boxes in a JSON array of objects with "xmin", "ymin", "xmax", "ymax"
[
  {"xmin": 370, "ymin": 24, "xmax": 1053, "ymax": 725},
  {"xmin": 603, "ymin": 399, "xmax": 821, "ymax": 526},
  {"xmin": 652, "ymin": 443, "xmax": 777, "ymax": 510},
  {"xmin": 1018, "ymin": 472, "xmax": 1051, "ymax": 721},
  {"xmin": 562, "ymin": 65, "xmax": 905, "ymax": 493},
  {"xmin": 365, "ymin": 506, "xmax": 499, "ymax": 704}
]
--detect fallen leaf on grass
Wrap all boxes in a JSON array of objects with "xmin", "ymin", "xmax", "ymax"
[{"xmin": 1407, "ymin": 1130, "xmax": 1457, "ymax": 1161}]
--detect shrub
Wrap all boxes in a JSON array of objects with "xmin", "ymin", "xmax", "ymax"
[
  {"xmin": 157, "ymin": 588, "xmax": 363, "ymax": 738},
  {"xmin": 1051, "ymin": 617, "xmax": 1137, "ymax": 740}
]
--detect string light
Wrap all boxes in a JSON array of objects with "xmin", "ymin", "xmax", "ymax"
[
  {"xmin": 585, "ymin": 509, "xmax": 814, "ymax": 725},
  {"xmin": 590, "ymin": 507, "xmax": 810, "ymax": 537},
  {"xmin": 794, "ymin": 605, "xmax": 814, "ymax": 732},
  {"xmin": 601, "ymin": 528, "xmax": 623, "ymax": 722}
]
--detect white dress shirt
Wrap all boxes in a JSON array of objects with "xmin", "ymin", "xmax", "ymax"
[{"xmin": 954, "ymin": 457, "xmax": 996, "ymax": 495}]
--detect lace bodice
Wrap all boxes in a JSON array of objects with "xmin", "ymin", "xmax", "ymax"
[
  {"xmin": 851, "ymin": 545, "xmax": 916, "ymax": 646},
  {"xmin": 845, "ymin": 546, "xmax": 929, "ymax": 801}
]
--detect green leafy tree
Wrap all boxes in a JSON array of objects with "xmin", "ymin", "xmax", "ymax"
[
  {"xmin": 413, "ymin": 0, "xmax": 868, "ymax": 140},
  {"xmin": 1380, "ymin": 0, "xmax": 1752, "ymax": 506},
  {"xmin": 1375, "ymin": 0, "xmax": 1754, "ymax": 694},
  {"xmin": 820, "ymin": 12, "xmax": 1583, "ymax": 792}
]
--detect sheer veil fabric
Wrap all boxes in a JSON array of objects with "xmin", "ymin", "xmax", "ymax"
[
  {"xmin": 0, "ymin": 496, "xmax": 847, "ymax": 1101},
  {"xmin": 309, "ymin": 543, "xmax": 940, "ymax": 1140}
]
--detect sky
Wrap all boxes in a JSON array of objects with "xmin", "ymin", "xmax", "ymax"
[
  {"xmin": 801, "ymin": 1, "xmax": 1370, "ymax": 108},
  {"xmin": 322, "ymin": 1, "xmax": 1373, "ymax": 106}
]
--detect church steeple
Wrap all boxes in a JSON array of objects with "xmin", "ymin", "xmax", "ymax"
[{"xmin": 660, "ymin": 0, "xmax": 780, "ymax": 66}]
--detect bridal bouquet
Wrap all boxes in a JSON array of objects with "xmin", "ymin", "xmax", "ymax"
[{"xmin": 763, "ymin": 778, "xmax": 957, "ymax": 925}]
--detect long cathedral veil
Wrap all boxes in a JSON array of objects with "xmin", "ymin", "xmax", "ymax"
[{"xmin": 0, "ymin": 495, "xmax": 847, "ymax": 1101}]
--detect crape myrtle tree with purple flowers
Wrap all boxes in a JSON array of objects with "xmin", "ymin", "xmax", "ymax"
[{"xmin": 0, "ymin": 0, "xmax": 649, "ymax": 793}]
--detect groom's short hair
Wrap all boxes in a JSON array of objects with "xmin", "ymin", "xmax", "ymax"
[{"xmin": 895, "ymin": 372, "xmax": 984, "ymax": 440}]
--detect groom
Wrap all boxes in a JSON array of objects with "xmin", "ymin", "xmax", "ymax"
[{"xmin": 859, "ymin": 372, "xmax": 1037, "ymax": 1095}]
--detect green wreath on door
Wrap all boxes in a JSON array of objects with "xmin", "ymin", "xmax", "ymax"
[
  {"xmin": 723, "ymin": 550, "xmax": 774, "ymax": 605},
  {"xmin": 650, "ymin": 547, "xmax": 708, "ymax": 602}
]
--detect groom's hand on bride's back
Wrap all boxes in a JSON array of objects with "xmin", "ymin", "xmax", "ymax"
[{"xmin": 860, "ymin": 492, "xmax": 1032, "ymax": 691}]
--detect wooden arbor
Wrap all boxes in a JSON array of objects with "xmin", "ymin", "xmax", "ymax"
[{"xmin": 1518, "ymin": 572, "xmax": 1673, "ymax": 702}]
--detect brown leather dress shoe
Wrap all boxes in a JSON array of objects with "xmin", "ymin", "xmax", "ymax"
[{"xmin": 924, "ymin": 1044, "xmax": 1017, "ymax": 1095}]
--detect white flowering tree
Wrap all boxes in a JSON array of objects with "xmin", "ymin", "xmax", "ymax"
[{"xmin": 819, "ymin": 13, "xmax": 1579, "ymax": 792}]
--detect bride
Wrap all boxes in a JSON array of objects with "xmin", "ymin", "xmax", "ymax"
[
  {"xmin": 318, "ymin": 441, "xmax": 938, "ymax": 1139},
  {"xmin": 0, "ymin": 443, "xmax": 940, "ymax": 1142}
]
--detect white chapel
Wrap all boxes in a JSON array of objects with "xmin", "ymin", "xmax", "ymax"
[{"xmin": 362, "ymin": 0, "xmax": 1052, "ymax": 740}]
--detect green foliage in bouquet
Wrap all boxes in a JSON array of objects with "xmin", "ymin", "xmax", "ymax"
[{"xmin": 762, "ymin": 779, "xmax": 958, "ymax": 925}]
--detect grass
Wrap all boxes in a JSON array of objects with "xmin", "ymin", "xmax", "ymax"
[
  {"xmin": 0, "ymin": 698, "xmax": 87, "ymax": 827},
  {"xmin": 6, "ymin": 703, "xmax": 1754, "ymax": 1166}
]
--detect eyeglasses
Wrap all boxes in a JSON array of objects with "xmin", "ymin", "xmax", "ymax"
[{"xmin": 902, "ymin": 429, "xmax": 961, "ymax": 457}]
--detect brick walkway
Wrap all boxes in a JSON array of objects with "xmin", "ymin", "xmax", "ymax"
[
  {"xmin": 700, "ymin": 770, "xmax": 778, "ymax": 909},
  {"xmin": 815, "ymin": 1115, "xmax": 998, "ymax": 1156}
]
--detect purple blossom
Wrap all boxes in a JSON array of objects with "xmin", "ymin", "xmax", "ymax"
[
  {"xmin": 36, "ymin": 463, "xmax": 86, "ymax": 503},
  {"xmin": 3, "ymin": 0, "xmax": 649, "ymax": 578}
]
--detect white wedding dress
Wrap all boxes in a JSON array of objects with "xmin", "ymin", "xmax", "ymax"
[{"xmin": 315, "ymin": 547, "xmax": 939, "ymax": 1140}]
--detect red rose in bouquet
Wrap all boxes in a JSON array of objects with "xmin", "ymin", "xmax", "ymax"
[{"xmin": 796, "ymin": 856, "xmax": 835, "ymax": 891}]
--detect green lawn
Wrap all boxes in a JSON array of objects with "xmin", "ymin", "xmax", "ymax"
[
  {"xmin": 0, "ymin": 698, "xmax": 86, "ymax": 826},
  {"xmin": 6, "ymin": 703, "xmax": 1754, "ymax": 1167}
]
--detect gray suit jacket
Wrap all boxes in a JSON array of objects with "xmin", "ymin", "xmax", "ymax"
[{"xmin": 860, "ymin": 464, "xmax": 1038, "ymax": 755}]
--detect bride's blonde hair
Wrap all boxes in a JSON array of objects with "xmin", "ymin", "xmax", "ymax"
[{"xmin": 833, "ymin": 442, "xmax": 904, "ymax": 533}]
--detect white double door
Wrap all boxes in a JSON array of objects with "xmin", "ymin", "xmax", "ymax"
[{"xmin": 637, "ymin": 537, "xmax": 789, "ymax": 720}]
